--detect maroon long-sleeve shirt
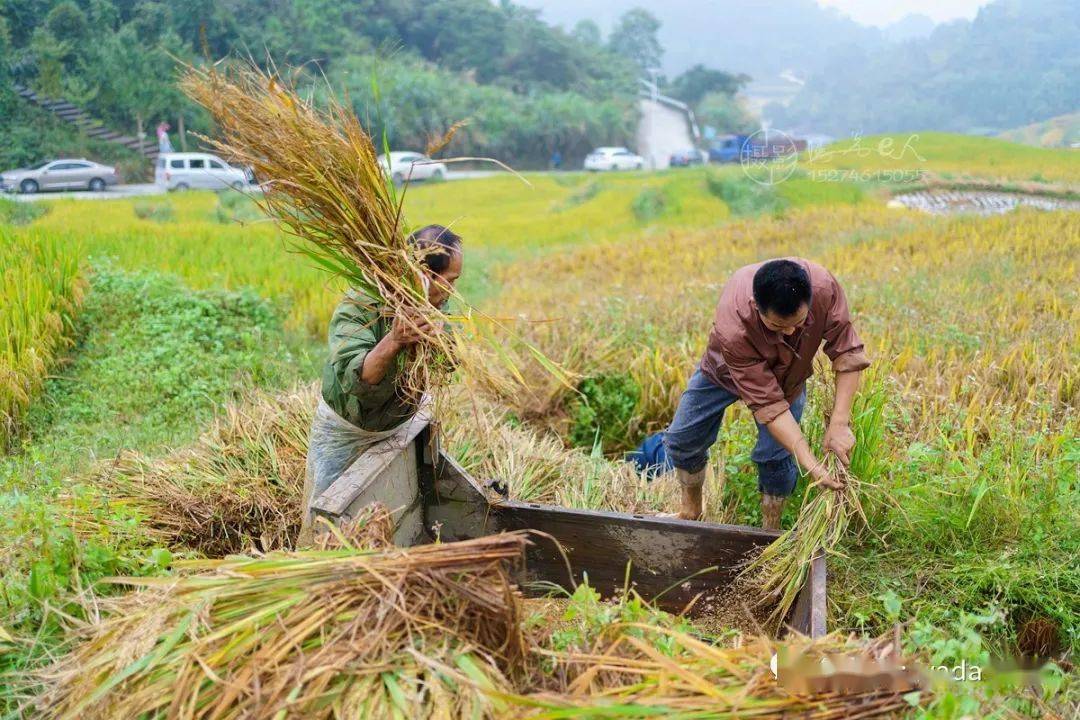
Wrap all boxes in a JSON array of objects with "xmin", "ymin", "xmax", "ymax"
[{"xmin": 699, "ymin": 258, "xmax": 871, "ymax": 425}]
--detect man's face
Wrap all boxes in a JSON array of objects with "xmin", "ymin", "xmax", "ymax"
[
  {"xmin": 426, "ymin": 250, "xmax": 463, "ymax": 307},
  {"xmin": 759, "ymin": 303, "xmax": 809, "ymax": 336}
]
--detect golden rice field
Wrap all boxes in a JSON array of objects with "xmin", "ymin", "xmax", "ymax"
[
  {"xmin": 2, "ymin": 135, "xmax": 1078, "ymax": 716},
  {"xmin": 0, "ymin": 228, "xmax": 84, "ymax": 450}
]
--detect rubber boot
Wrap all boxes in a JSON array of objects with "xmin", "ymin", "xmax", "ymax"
[
  {"xmin": 676, "ymin": 468, "xmax": 705, "ymax": 521},
  {"xmin": 760, "ymin": 493, "xmax": 786, "ymax": 531}
]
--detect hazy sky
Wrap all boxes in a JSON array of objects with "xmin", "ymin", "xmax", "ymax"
[
  {"xmin": 816, "ymin": 0, "xmax": 990, "ymax": 26},
  {"xmin": 521, "ymin": 0, "xmax": 993, "ymax": 28}
]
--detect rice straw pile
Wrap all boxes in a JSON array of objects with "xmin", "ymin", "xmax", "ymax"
[
  {"xmin": 180, "ymin": 62, "xmax": 454, "ymax": 401},
  {"xmin": 27, "ymin": 524, "xmax": 529, "ymax": 719},
  {"xmin": 22, "ymin": 514, "xmax": 923, "ymax": 719},
  {"xmin": 88, "ymin": 385, "xmax": 314, "ymax": 555},
  {"xmin": 524, "ymin": 623, "xmax": 917, "ymax": 718}
]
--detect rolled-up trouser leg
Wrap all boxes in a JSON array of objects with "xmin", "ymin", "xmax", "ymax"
[
  {"xmin": 751, "ymin": 389, "xmax": 807, "ymax": 497},
  {"xmin": 662, "ymin": 368, "xmax": 739, "ymax": 474}
]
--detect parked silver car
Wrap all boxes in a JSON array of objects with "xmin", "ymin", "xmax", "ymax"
[{"xmin": 0, "ymin": 159, "xmax": 120, "ymax": 194}]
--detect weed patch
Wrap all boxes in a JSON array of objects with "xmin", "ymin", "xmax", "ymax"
[
  {"xmin": 0, "ymin": 198, "xmax": 47, "ymax": 227},
  {"xmin": 568, "ymin": 372, "xmax": 641, "ymax": 452},
  {"xmin": 133, "ymin": 199, "xmax": 175, "ymax": 222}
]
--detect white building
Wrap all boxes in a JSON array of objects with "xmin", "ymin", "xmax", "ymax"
[{"xmin": 636, "ymin": 81, "xmax": 700, "ymax": 170}]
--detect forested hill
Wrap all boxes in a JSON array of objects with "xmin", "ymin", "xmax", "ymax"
[
  {"xmin": 773, "ymin": 0, "xmax": 1080, "ymax": 137},
  {"xmin": 0, "ymin": 0, "xmax": 642, "ymax": 167}
]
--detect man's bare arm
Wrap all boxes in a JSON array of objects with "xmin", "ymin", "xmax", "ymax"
[
  {"xmin": 823, "ymin": 369, "xmax": 862, "ymax": 465},
  {"xmin": 765, "ymin": 411, "xmax": 844, "ymax": 489}
]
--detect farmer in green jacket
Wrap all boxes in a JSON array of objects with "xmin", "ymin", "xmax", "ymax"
[{"xmin": 299, "ymin": 225, "xmax": 463, "ymax": 542}]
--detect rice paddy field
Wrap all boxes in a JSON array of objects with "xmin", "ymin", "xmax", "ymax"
[{"xmin": 1, "ymin": 134, "xmax": 1078, "ymax": 718}]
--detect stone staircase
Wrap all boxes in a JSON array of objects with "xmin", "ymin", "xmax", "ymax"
[{"xmin": 13, "ymin": 83, "xmax": 159, "ymax": 160}]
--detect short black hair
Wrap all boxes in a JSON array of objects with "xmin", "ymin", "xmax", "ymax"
[
  {"xmin": 752, "ymin": 259, "xmax": 811, "ymax": 317},
  {"xmin": 408, "ymin": 224, "xmax": 462, "ymax": 273}
]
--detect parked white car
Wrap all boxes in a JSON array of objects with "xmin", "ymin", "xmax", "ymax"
[
  {"xmin": 155, "ymin": 153, "xmax": 251, "ymax": 191},
  {"xmin": 1, "ymin": 158, "xmax": 119, "ymax": 193},
  {"xmin": 378, "ymin": 152, "xmax": 448, "ymax": 185},
  {"xmin": 583, "ymin": 147, "xmax": 645, "ymax": 171}
]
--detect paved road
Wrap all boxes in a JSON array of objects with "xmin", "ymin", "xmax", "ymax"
[{"xmin": 7, "ymin": 170, "xmax": 505, "ymax": 202}]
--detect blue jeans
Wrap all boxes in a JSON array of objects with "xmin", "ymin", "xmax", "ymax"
[{"xmin": 626, "ymin": 369, "xmax": 806, "ymax": 497}]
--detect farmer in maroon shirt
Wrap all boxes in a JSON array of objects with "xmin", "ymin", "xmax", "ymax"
[{"xmin": 628, "ymin": 258, "xmax": 870, "ymax": 529}]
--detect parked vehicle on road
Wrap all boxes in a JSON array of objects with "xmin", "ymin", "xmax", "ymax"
[
  {"xmin": 709, "ymin": 134, "xmax": 808, "ymax": 164},
  {"xmin": 155, "ymin": 153, "xmax": 251, "ymax": 191},
  {"xmin": 584, "ymin": 147, "xmax": 645, "ymax": 171},
  {"xmin": 1, "ymin": 159, "xmax": 120, "ymax": 194},
  {"xmin": 669, "ymin": 149, "xmax": 708, "ymax": 167},
  {"xmin": 378, "ymin": 152, "xmax": 448, "ymax": 185}
]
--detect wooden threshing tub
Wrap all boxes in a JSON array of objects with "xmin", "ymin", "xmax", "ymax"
[{"xmin": 310, "ymin": 412, "xmax": 827, "ymax": 637}]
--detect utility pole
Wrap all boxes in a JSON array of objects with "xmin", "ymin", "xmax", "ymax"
[
  {"xmin": 136, "ymin": 112, "xmax": 145, "ymax": 156},
  {"xmin": 648, "ymin": 67, "xmax": 660, "ymax": 171},
  {"xmin": 178, "ymin": 114, "xmax": 187, "ymax": 151}
]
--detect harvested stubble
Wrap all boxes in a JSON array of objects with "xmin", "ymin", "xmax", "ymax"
[
  {"xmin": 89, "ymin": 385, "xmax": 314, "ymax": 555},
  {"xmin": 28, "ymin": 524, "xmax": 529, "ymax": 720}
]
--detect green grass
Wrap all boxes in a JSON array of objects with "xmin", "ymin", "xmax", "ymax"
[
  {"xmin": 13, "ymin": 265, "xmax": 312, "ymax": 476},
  {"xmin": 132, "ymin": 199, "xmax": 175, "ymax": 223},
  {"xmin": 1, "ymin": 265, "xmax": 314, "ymax": 677}
]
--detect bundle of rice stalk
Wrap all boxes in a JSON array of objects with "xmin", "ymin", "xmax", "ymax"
[
  {"xmin": 739, "ymin": 369, "xmax": 882, "ymax": 628},
  {"xmin": 180, "ymin": 62, "xmax": 453, "ymax": 400},
  {"xmin": 741, "ymin": 454, "xmax": 864, "ymax": 627},
  {"xmin": 27, "ymin": 528, "xmax": 530, "ymax": 720},
  {"xmin": 88, "ymin": 385, "xmax": 315, "ymax": 555},
  {"xmin": 520, "ymin": 624, "xmax": 919, "ymax": 718}
]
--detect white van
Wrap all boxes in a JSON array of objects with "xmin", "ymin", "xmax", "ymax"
[{"xmin": 155, "ymin": 153, "xmax": 251, "ymax": 191}]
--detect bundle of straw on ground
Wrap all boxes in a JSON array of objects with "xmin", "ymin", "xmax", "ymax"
[
  {"xmin": 88, "ymin": 385, "xmax": 315, "ymax": 555},
  {"xmin": 523, "ymin": 625, "xmax": 918, "ymax": 718},
  {"xmin": 27, "ymin": 529, "xmax": 530, "ymax": 720},
  {"xmin": 180, "ymin": 62, "xmax": 454, "ymax": 401}
]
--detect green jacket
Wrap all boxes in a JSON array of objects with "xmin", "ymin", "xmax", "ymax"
[{"xmin": 320, "ymin": 292, "xmax": 417, "ymax": 432}]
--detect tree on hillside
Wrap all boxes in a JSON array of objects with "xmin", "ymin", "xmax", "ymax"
[
  {"xmin": 571, "ymin": 19, "xmax": 601, "ymax": 46},
  {"xmin": 697, "ymin": 92, "xmax": 758, "ymax": 134},
  {"xmin": 668, "ymin": 64, "xmax": 750, "ymax": 106},
  {"xmin": 0, "ymin": 0, "xmax": 643, "ymax": 166},
  {"xmin": 608, "ymin": 8, "xmax": 662, "ymax": 75},
  {"xmin": 411, "ymin": 0, "xmax": 507, "ymax": 82},
  {"xmin": 0, "ymin": 15, "xmax": 13, "ymax": 114},
  {"xmin": 780, "ymin": 0, "xmax": 1080, "ymax": 135}
]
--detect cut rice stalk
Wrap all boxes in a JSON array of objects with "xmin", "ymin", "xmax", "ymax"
[
  {"xmin": 26, "ymin": 528, "xmax": 530, "ymax": 720},
  {"xmin": 181, "ymin": 60, "xmax": 572, "ymax": 413},
  {"xmin": 180, "ymin": 61, "xmax": 455, "ymax": 402},
  {"xmin": 740, "ymin": 454, "xmax": 864, "ymax": 628}
]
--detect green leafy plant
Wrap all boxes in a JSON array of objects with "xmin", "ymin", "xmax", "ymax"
[{"xmin": 568, "ymin": 372, "xmax": 640, "ymax": 451}]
